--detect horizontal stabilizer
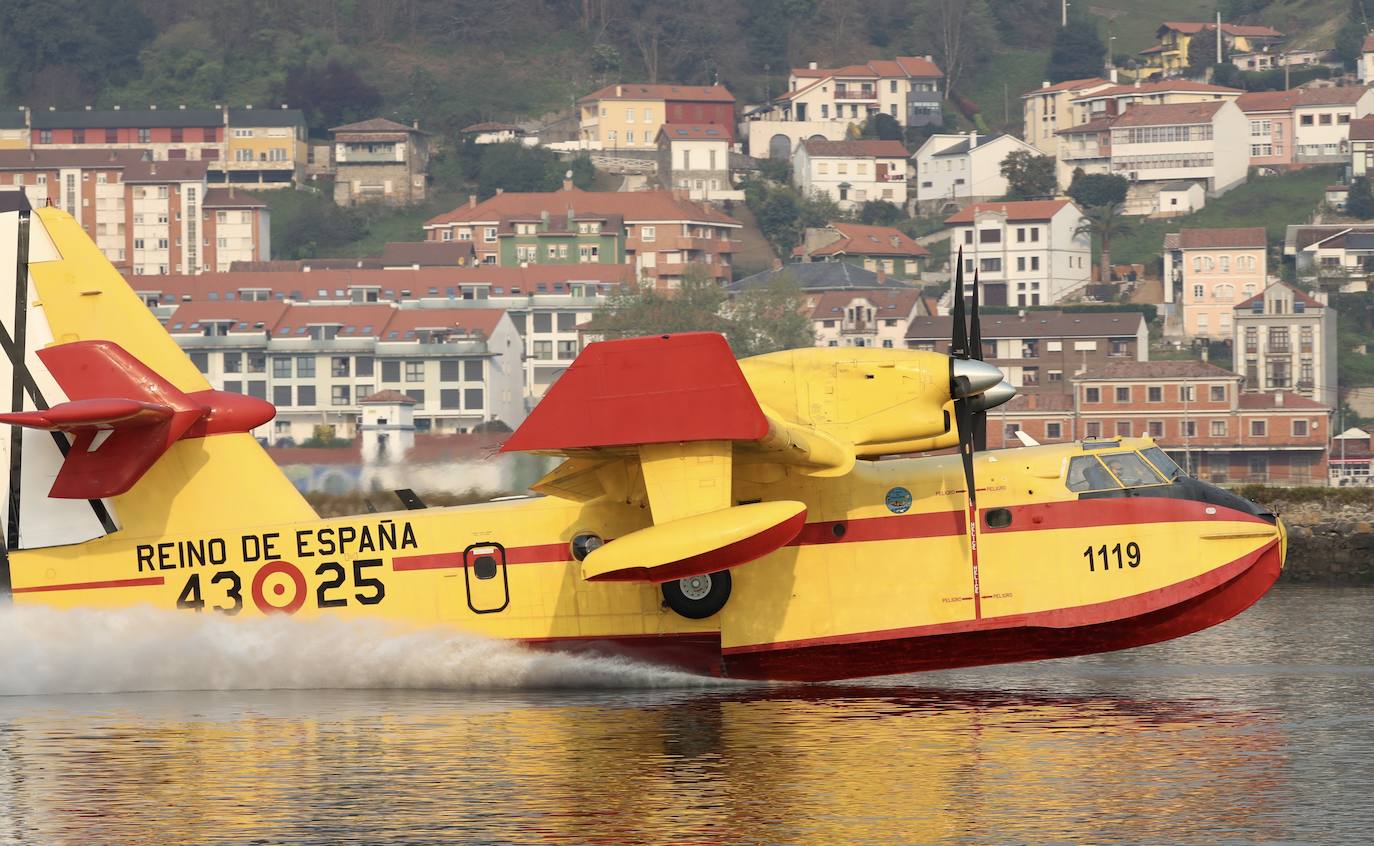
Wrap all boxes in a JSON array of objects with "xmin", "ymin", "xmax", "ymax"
[
  {"xmin": 582, "ymin": 501, "xmax": 806, "ymax": 583},
  {"xmin": 0, "ymin": 340, "xmax": 274, "ymax": 498}
]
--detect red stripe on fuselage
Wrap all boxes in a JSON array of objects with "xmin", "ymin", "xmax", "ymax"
[{"xmin": 12, "ymin": 575, "xmax": 166, "ymax": 594}]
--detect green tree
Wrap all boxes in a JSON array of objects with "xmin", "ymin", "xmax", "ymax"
[
  {"xmin": 1046, "ymin": 18, "xmax": 1107, "ymax": 83},
  {"xmin": 585, "ymin": 265, "xmax": 730, "ymax": 340},
  {"xmin": 1336, "ymin": 22, "xmax": 1368, "ymax": 70},
  {"xmin": 725, "ymin": 272, "xmax": 815, "ymax": 356},
  {"xmin": 1348, "ymin": 177, "xmax": 1374, "ymax": 219},
  {"xmin": 910, "ymin": 0, "xmax": 995, "ymax": 95},
  {"xmin": 1187, "ymin": 27, "xmax": 1231, "ymax": 75},
  {"xmin": 475, "ymin": 144, "xmax": 593, "ymax": 197},
  {"xmin": 0, "ymin": 0, "xmax": 154, "ymax": 100},
  {"xmin": 1067, "ymin": 172, "xmax": 1129, "ymax": 209},
  {"xmin": 1074, "ymin": 204, "xmax": 1135, "ymax": 284},
  {"xmin": 1000, "ymin": 150, "xmax": 1057, "ymax": 200},
  {"xmin": 859, "ymin": 200, "xmax": 904, "ymax": 225},
  {"xmin": 284, "ymin": 59, "xmax": 384, "ymax": 132},
  {"xmin": 861, "ymin": 113, "xmax": 904, "ymax": 141}
]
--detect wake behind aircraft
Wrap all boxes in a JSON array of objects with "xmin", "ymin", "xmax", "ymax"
[{"xmin": 0, "ymin": 196, "xmax": 1284, "ymax": 681}]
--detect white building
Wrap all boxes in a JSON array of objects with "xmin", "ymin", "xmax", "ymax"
[
  {"xmin": 1360, "ymin": 34, "xmax": 1374, "ymax": 83},
  {"xmin": 945, "ymin": 199, "xmax": 1091, "ymax": 307},
  {"xmin": 1233, "ymin": 281, "xmax": 1338, "ymax": 407},
  {"xmin": 792, "ymin": 139, "xmax": 909, "ymax": 211},
  {"xmin": 168, "ymin": 301, "xmax": 526, "ymax": 445},
  {"xmin": 1022, "ymin": 77, "xmax": 1113, "ymax": 158},
  {"xmin": 655, "ymin": 124, "xmax": 742, "ymax": 202},
  {"xmin": 809, "ymin": 288, "xmax": 923, "ymax": 349},
  {"xmin": 1069, "ymin": 80, "xmax": 1242, "ymax": 127},
  {"xmin": 1109, "ymin": 99, "xmax": 1249, "ymax": 202},
  {"xmin": 1158, "ymin": 181, "xmax": 1206, "ymax": 216},
  {"xmin": 1293, "ymin": 84, "xmax": 1374, "ymax": 163},
  {"xmin": 746, "ymin": 57, "xmax": 942, "ymax": 159},
  {"xmin": 912, "ymin": 132, "xmax": 1040, "ymax": 214}
]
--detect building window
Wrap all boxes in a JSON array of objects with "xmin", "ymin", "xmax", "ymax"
[
  {"xmin": 272, "ymin": 357, "xmax": 292, "ymax": 378},
  {"xmin": 331, "ymin": 357, "xmax": 350, "ymax": 377},
  {"xmin": 1251, "ymin": 419, "xmax": 1267, "ymax": 437},
  {"xmin": 1210, "ymin": 385, "xmax": 1226, "ymax": 402},
  {"xmin": 381, "ymin": 360, "xmax": 401, "ymax": 382},
  {"xmin": 405, "ymin": 389, "xmax": 424, "ymax": 408},
  {"xmin": 980, "ymin": 258, "xmax": 1001, "ymax": 272},
  {"xmin": 533, "ymin": 340, "xmax": 553, "ymax": 360},
  {"xmin": 1293, "ymin": 419, "xmax": 1309, "ymax": 437},
  {"xmin": 296, "ymin": 357, "xmax": 315, "ymax": 378},
  {"xmin": 464, "ymin": 388, "xmax": 484, "ymax": 409},
  {"xmin": 1085, "ymin": 387, "xmax": 1100, "ymax": 403},
  {"xmin": 331, "ymin": 385, "xmax": 350, "ymax": 406},
  {"xmin": 1148, "ymin": 420, "xmax": 1164, "ymax": 438},
  {"xmin": 978, "ymin": 229, "xmax": 1001, "ymax": 244},
  {"xmin": 1046, "ymin": 422, "xmax": 1062, "ymax": 439},
  {"xmin": 1085, "ymin": 421, "xmax": 1102, "ymax": 438},
  {"xmin": 405, "ymin": 361, "xmax": 425, "ymax": 382},
  {"xmin": 1147, "ymin": 386, "xmax": 1162, "ymax": 402},
  {"xmin": 1114, "ymin": 386, "xmax": 1130, "ymax": 402},
  {"xmin": 223, "ymin": 353, "xmax": 242, "ymax": 374},
  {"xmin": 1210, "ymin": 420, "xmax": 1227, "ymax": 437},
  {"xmin": 296, "ymin": 385, "xmax": 316, "ymax": 406},
  {"xmin": 273, "ymin": 386, "xmax": 293, "ymax": 407},
  {"xmin": 1116, "ymin": 421, "xmax": 1132, "ymax": 437}
]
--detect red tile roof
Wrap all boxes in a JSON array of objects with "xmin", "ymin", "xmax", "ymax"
[
  {"xmin": 379, "ymin": 308, "xmax": 505, "ymax": 339},
  {"xmin": 124, "ymin": 159, "xmax": 208, "ymax": 182},
  {"xmin": 330, "ymin": 118, "xmax": 420, "ymax": 133},
  {"xmin": 656, "ymin": 123, "xmax": 730, "ymax": 141},
  {"xmin": 203, "ymin": 188, "xmax": 266, "ymax": 208},
  {"xmin": 1233, "ymin": 281, "xmax": 1324, "ymax": 311},
  {"xmin": 944, "ymin": 200, "xmax": 1075, "ymax": 224},
  {"xmin": 423, "ymin": 188, "xmax": 739, "ymax": 228},
  {"xmin": 1111, "ymin": 101, "xmax": 1226, "ymax": 127},
  {"xmin": 1056, "ymin": 116, "xmax": 1116, "ymax": 135},
  {"xmin": 1159, "ymin": 21, "xmax": 1283, "ymax": 37},
  {"xmin": 1077, "ymin": 360, "xmax": 1239, "ymax": 380},
  {"xmin": 379, "ymin": 241, "xmax": 472, "ymax": 266},
  {"xmin": 0, "ymin": 149, "xmax": 146, "ymax": 170},
  {"xmin": 803, "ymin": 222, "xmax": 929, "ymax": 258},
  {"xmin": 1352, "ymin": 115, "xmax": 1374, "ymax": 142},
  {"xmin": 272, "ymin": 304, "xmax": 400, "ymax": 336},
  {"xmin": 1024, "ymin": 77, "xmax": 1110, "ymax": 96},
  {"xmin": 460, "ymin": 122, "xmax": 523, "ymax": 133},
  {"xmin": 1236, "ymin": 89, "xmax": 1301, "ymax": 113},
  {"xmin": 578, "ymin": 83, "xmax": 734, "ymax": 104},
  {"xmin": 791, "ymin": 56, "xmax": 943, "ymax": 79},
  {"xmin": 360, "ymin": 390, "xmax": 417, "ymax": 405},
  {"xmin": 1296, "ymin": 85, "xmax": 1371, "ymax": 107},
  {"xmin": 1177, "ymin": 227, "xmax": 1267, "ymax": 249},
  {"xmin": 799, "ymin": 139, "xmax": 909, "ymax": 158},
  {"xmin": 165, "ymin": 301, "xmax": 290, "ymax": 333},
  {"xmin": 1365, "ymin": 33, "xmax": 1374, "ymax": 53},
  {"xmin": 809, "ymin": 287, "xmax": 921, "ymax": 320}
]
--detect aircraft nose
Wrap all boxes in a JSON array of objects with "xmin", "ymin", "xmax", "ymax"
[
  {"xmin": 968, "ymin": 380, "xmax": 1016, "ymax": 413},
  {"xmin": 950, "ymin": 359, "xmax": 1004, "ymax": 397}
]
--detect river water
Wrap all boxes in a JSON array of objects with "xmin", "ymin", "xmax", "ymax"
[{"xmin": 0, "ymin": 586, "xmax": 1367, "ymax": 845}]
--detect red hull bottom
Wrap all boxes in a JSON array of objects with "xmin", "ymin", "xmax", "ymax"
[{"xmin": 524, "ymin": 541, "xmax": 1282, "ymax": 683}]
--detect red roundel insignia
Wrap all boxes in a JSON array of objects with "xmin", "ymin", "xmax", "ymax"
[{"xmin": 251, "ymin": 561, "xmax": 307, "ymax": 615}]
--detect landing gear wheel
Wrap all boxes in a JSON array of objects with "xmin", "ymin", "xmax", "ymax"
[{"xmin": 661, "ymin": 571, "xmax": 732, "ymax": 619}]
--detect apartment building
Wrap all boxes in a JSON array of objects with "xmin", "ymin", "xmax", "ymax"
[
  {"xmin": 130, "ymin": 263, "xmax": 633, "ymax": 400},
  {"xmin": 421, "ymin": 184, "xmax": 741, "ymax": 287},
  {"xmin": 329, "ymin": 118, "xmax": 429, "ymax": 207},
  {"xmin": 1022, "ymin": 77, "xmax": 1113, "ymax": 158},
  {"xmin": 577, "ymin": 84, "xmax": 735, "ymax": 150},
  {"xmin": 912, "ymin": 132, "xmax": 1040, "ymax": 213},
  {"xmin": 4, "ymin": 106, "xmax": 307, "ymax": 188},
  {"xmin": 1291, "ymin": 85, "xmax": 1374, "ymax": 163},
  {"xmin": 1069, "ymin": 80, "xmax": 1242, "ymax": 126},
  {"xmin": 945, "ymin": 200, "xmax": 1091, "ymax": 307},
  {"xmin": 1351, "ymin": 115, "xmax": 1374, "ymax": 177},
  {"xmin": 1233, "ymin": 281, "xmax": 1337, "ymax": 407},
  {"xmin": 1167, "ymin": 227, "xmax": 1267, "ymax": 340},
  {"xmin": 1237, "ymin": 90, "xmax": 1299, "ymax": 170},
  {"xmin": 1055, "ymin": 116, "xmax": 1114, "ymax": 186},
  {"xmin": 1072, "ymin": 361, "xmax": 1327, "ymax": 485},
  {"xmin": 746, "ymin": 56, "xmax": 943, "ymax": 159},
  {"xmin": 1286, "ymin": 224, "xmax": 1374, "ymax": 291},
  {"xmin": 1109, "ymin": 100, "xmax": 1249, "ymax": 211},
  {"xmin": 1138, "ymin": 22, "xmax": 1284, "ymax": 79},
  {"xmin": 655, "ymin": 124, "xmax": 739, "ymax": 202},
  {"xmin": 167, "ymin": 301, "xmax": 524, "ymax": 443},
  {"xmin": 0, "ymin": 149, "xmax": 269, "ymax": 274},
  {"xmin": 906, "ymin": 310, "xmax": 1148, "ymax": 395},
  {"xmin": 792, "ymin": 139, "xmax": 909, "ymax": 210},
  {"xmin": 809, "ymin": 288, "xmax": 922, "ymax": 349},
  {"xmin": 794, "ymin": 222, "xmax": 928, "ymax": 280}
]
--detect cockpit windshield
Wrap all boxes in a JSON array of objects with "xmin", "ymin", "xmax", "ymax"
[
  {"xmin": 1140, "ymin": 446, "xmax": 1185, "ymax": 481},
  {"xmin": 1066, "ymin": 451, "xmax": 1171, "ymax": 493}
]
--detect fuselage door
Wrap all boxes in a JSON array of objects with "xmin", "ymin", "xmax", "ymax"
[{"xmin": 464, "ymin": 542, "xmax": 510, "ymax": 614}]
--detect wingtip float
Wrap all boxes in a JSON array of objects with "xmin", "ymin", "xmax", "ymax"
[{"xmin": 0, "ymin": 205, "xmax": 1284, "ymax": 681}]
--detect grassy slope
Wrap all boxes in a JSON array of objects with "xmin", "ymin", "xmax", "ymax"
[{"xmin": 1109, "ymin": 165, "xmax": 1339, "ymax": 265}]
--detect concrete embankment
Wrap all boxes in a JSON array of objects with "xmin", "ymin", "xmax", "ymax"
[{"xmin": 1243, "ymin": 487, "xmax": 1374, "ymax": 584}]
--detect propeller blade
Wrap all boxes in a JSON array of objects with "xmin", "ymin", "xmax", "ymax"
[
  {"xmin": 970, "ymin": 269, "xmax": 987, "ymax": 451},
  {"xmin": 951, "ymin": 247, "xmax": 968, "ymax": 360},
  {"xmin": 954, "ymin": 388, "xmax": 981, "ymax": 614}
]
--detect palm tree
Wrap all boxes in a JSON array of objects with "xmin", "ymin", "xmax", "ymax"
[{"xmin": 1075, "ymin": 203, "xmax": 1135, "ymax": 285}]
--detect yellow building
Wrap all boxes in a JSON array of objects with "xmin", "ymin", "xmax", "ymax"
[
  {"xmin": 1021, "ymin": 76, "xmax": 1113, "ymax": 157},
  {"xmin": 1140, "ymin": 22, "xmax": 1284, "ymax": 78},
  {"xmin": 577, "ymin": 83, "xmax": 735, "ymax": 150}
]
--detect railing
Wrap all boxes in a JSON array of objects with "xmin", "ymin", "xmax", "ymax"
[
  {"xmin": 1268, "ymin": 342, "xmax": 1291, "ymax": 354},
  {"xmin": 834, "ymin": 87, "xmax": 877, "ymax": 101}
]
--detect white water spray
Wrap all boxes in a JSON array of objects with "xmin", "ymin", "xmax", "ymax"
[{"xmin": 0, "ymin": 606, "xmax": 727, "ymax": 696}]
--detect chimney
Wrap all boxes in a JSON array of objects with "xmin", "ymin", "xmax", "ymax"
[
  {"xmin": 925, "ymin": 55, "xmax": 933, "ymax": 63},
  {"xmin": 113, "ymin": 105, "xmax": 120, "ymax": 110},
  {"xmin": 876, "ymin": 266, "xmax": 887, "ymax": 285},
  {"xmin": 495, "ymin": 187, "xmax": 503, "ymax": 195},
  {"xmin": 809, "ymin": 61, "xmax": 819, "ymax": 70},
  {"xmin": 968, "ymin": 129, "xmax": 977, "ymax": 147},
  {"xmin": 616, "ymin": 85, "xmax": 623, "ymax": 96},
  {"xmin": 563, "ymin": 177, "xmax": 574, "ymax": 191},
  {"xmin": 412, "ymin": 120, "xmax": 419, "ymax": 130},
  {"xmin": 149, "ymin": 104, "xmax": 157, "ymax": 110},
  {"xmin": 1133, "ymin": 79, "xmax": 1142, "ymax": 89},
  {"xmin": 84, "ymin": 105, "xmax": 92, "ymax": 111},
  {"xmin": 468, "ymin": 194, "xmax": 477, "ymax": 208},
  {"xmin": 1041, "ymin": 81, "xmax": 1050, "ymax": 89},
  {"xmin": 179, "ymin": 104, "xmax": 186, "ymax": 110},
  {"xmin": 245, "ymin": 104, "xmax": 253, "ymax": 109},
  {"xmin": 1110, "ymin": 68, "xmax": 1119, "ymax": 83}
]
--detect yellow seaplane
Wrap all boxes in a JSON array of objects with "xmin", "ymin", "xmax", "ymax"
[{"xmin": 0, "ymin": 196, "xmax": 1284, "ymax": 681}]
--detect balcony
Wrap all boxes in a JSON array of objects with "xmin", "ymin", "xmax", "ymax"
[
  {"xmin": 834, "ymin": 86, "xmax": 878, "ymax": 101},
  {"xmin": 678, "ymin": 236, "xmax": 740, "ymax": 253},
  {"xmin": 1268, "ymin": 343, "xmax": 1291, "ymax": 354},
  {"xmin": 842, "ymin": 320, "xmax": 870, "ymax": 333}
]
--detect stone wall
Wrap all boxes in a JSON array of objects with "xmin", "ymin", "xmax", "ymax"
[{"xmin": 1254, "ymin": 494, "xmax": 1374, "ymax": 584}]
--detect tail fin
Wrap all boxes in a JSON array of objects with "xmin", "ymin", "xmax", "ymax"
[{"xmin": 0, "ymin": 203, "xmax": 314, "ymax": 547}]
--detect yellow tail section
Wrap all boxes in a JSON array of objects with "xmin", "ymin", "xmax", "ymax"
[{"xmin": 28, "ymin": 208, "xmax": 314, "ymax": 540}]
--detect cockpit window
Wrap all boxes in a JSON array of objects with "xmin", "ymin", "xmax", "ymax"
[
  {"xmin": 1101, "ymin": 452, "xmax": 1167, "ymax": 487},
  {"xmin": 1066, "ymin": 455, "xmax": 1122, "ymax": 492},
  {"xmin": 1140, "ymin": 446, "xmax": 1185, "ymax": 481}
]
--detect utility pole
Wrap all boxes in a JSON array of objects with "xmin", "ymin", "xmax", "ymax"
[
  {"xmin": 1062, "ymin": 0, "xmax": 1069, "ymax": 27},
  {"xmin": 1216, "ymin": 11, "xmax": 1223, "ymax": 65},
  {"xmin": 1183, "ymin": 377, "xmax": 1193, "ymax": 475}
]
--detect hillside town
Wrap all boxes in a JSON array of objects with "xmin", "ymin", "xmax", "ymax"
[{"xmin": 5, "ymin": 14, "xmax": 1374, "ymax": 491}]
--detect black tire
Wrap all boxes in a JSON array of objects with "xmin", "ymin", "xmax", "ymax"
[{"xmin": 661, "ymin": 571, "xmax": 732, "ymax": 619}]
